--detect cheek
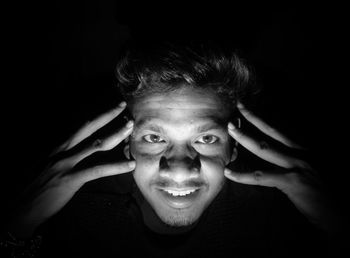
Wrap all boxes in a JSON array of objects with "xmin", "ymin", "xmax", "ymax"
[
  {"xmin": 200, "ymin": 156, "xmax": 226, "ymax": 185},
  {"xmin": 196, "ymin": 144, "xmax": 232, "ymax": 168},
  {"xmin": 130, "ymin": 142, "xmax": 160, "ymax": 187}
]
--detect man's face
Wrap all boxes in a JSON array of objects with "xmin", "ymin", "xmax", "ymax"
[{"xmin": 129, "ymin": 87, "xmax": 234, "ymax": 227}]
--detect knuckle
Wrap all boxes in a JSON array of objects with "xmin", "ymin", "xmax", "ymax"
[
  {"xmin": 253, "ymin": 170, "xmax": 264, "ymax": 183},
  {"xmin": 92, "ymin": 139, "xmax": 105, "ymax": 149},
  {"xmin": 259, "ymin": 141, "xmax": 269, "ymax": 150}
]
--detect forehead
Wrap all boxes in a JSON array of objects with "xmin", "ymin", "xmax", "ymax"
[{"xmin": 131, "ymin": 88, "xmax": 230, "ymax": 126}]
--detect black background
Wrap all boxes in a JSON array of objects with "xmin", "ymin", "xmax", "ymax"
[{"xmin": 1, "ymin": 1, "xmax": 349, "ymax": 218}]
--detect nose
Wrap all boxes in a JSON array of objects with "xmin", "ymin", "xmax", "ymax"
[{"xmin": 159, "ymin": 144, "xmax": 201, "ymax": 182}]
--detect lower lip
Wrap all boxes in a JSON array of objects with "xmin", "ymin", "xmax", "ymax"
[{"xmin": 157, "ymin": 188, "xmax": 202, "ymax": 209}]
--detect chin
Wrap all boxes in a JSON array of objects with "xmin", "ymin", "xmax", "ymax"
[{"xmin": 158, "ymin": 209, "xmax": 200, "ymax": 227}]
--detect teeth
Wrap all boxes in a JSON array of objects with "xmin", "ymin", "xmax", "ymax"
[{"xmin": 163, "ymin": 189, "xmax": 197, "ymax": 197}]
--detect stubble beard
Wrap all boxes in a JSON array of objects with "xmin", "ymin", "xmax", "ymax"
[{"xmin": 159, "ymin": 209, "xmax": 197, "ymax": 227}]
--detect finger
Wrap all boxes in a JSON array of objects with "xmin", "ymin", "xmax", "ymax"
[
  {"xmin": 224, "ymin": 168, "xmax": 287, "ymax": 189},
  {"xmin": 67, "ymin": 120, "xmax": 134, "ymax": 166},
  {"xmin": 237, "ymin": 102, "xmax": 303, "ymax": 149},
  {"xmin": 58, "ymin": 102, "xmax": 127, "ymax": 153},
  {"xmin": 228, "ymin": 123, "xmax": 303, "ymax": 169},
  {"xmin": 80, "ymin": 160, "xmax": 136, "ymax": 182}
]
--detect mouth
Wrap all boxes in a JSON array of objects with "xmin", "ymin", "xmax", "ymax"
[{"xmin": 156, "ymin": 187, "xmax": 202, "ymax": 209}]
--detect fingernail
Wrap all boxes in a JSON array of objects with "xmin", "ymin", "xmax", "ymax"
[
  {"xmin": 224, "ymin": 168, "xmax": 231, "ymax": 175},
  {"xmin": 128, "ymin": 161, "xmax": 136, "ymax": 168},
  {"xmin": 228, "ymin": 122, "xmax": 235, "ymax": 130},
  {"xmin": 119, "ymin": 101, "xmax": 126, "ymax": 107},
  {"xmin": 126, "ymin": 120, "xmax": 134, "ymax": 128},
  {"xmin": 224, "ymin": 169, "xmax": 235, "ymax": 178}
]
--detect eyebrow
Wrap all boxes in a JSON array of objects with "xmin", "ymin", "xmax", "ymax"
[{"xmin": 135, "ymin": 116, "xmax": 227, "ymax": 134}]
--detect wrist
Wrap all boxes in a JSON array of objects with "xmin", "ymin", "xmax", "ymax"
[
  {"xmin": 281, "ymin": 173, "xmax": 343, "ymax": 234},
  {"xmin": 280, "ymin": 171, "xmax": 320, "ymax": 197}
]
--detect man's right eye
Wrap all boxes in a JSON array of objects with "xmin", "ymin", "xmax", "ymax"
[{"xmin": 143, "ymin": 134, "xmax": 166, "ymax": 143}]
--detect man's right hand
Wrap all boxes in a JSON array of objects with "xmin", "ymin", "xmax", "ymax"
[{"xmin": 7, "ymin": 101, "xmax": 135, "ymax": 238}]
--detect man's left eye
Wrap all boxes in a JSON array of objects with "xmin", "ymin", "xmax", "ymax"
[{"xmin": 196, "ymin": 135, "xmax": 219, "ymax": 144}]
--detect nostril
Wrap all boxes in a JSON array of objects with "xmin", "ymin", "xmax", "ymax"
[
  {"xmin": 160, "ymin": 155, "xmax": 201, "ymax": 172},
  {"xmin": 191, "ymin": 155, "xmax": 201, "ymax": 171},
  {"xmin": 159, "ymin": 156, "xmax": 168, "ymax": 170}
]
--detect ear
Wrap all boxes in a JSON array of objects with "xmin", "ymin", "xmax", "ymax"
[
  {"xmin": 123, "ymin": 137, "xmax": 130, "ymax": 160},
  {"xmin": 228, "ymin": 116, "xmax": 240, "ymax": 163},
  {"xmin": 230, "ymin": 145, "xmax": 238, "ymax": 162}
]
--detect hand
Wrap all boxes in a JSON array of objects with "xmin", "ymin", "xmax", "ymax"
[
  {"xmin": 8, "ymin": 102, "xmax": 135, "ymax": 238},
  {"xmin": 224, "ymin": 102, "xmax": 342, "ymax": 234}
]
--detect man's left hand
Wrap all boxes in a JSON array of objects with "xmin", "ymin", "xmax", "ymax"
[{"xmin": 225, "ymin": 102, "xmax": 342, "ymax": 234}]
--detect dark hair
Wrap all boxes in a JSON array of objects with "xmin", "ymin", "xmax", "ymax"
[{"xmin": 115, "ymin": 40, "xmax": 258, "ymax": 111}]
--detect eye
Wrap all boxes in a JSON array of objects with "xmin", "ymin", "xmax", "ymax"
[
  {"xmin": 143, "ymin": 134, "xmax": 166, "ymax": 143},
  {"xmin": 196, "ymin": 135, "xmax": 219, "ymax": 144}
]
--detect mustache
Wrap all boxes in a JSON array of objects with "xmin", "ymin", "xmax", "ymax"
[{"xmin": 151, "ymin": 178, "xmax": 206, "ymax": 189}]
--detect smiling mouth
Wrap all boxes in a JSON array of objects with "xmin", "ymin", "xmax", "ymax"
[
  {"xmin": 157, "ymin": 188, "xmax": 202, "ymax": 209},
  {"xmin": 161, "ymin": 189, "xmax": 198, "ymax": 196}
]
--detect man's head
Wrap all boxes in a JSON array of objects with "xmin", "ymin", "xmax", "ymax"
[{"xmin": 116, "ymin": 41, "xmax": 254, "ymax": 227}]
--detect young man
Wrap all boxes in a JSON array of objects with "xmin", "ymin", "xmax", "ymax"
[{"xmin": 2, "ymin": 41, "xmax": 343, "ymax": 257}]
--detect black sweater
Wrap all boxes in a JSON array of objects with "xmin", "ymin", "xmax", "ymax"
[{"xmin": 38, "ymin": 173, "xmax": 328, "ymax": 258}]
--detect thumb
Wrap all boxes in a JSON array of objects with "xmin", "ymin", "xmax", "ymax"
[
  {"xmin": 224, "ymin": 168, "xmax": 283, "ymax": 188},
  {"xmin": 80, "ymin": 160, "xmax": 136, "ymax": 183}
]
